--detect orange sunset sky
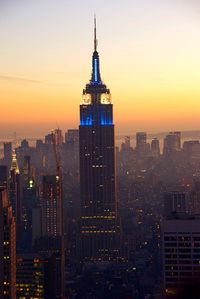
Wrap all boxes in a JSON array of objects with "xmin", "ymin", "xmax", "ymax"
[{"xmin": 1, "ymin": 0, "xmax": 200, "ymax": 138}]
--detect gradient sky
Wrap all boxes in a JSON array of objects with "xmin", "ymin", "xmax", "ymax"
[{"xmin": 1, "ymin": 0, "xmax": 200, "ymax": 138}]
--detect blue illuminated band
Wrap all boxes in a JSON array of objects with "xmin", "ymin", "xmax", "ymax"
[
  {"xmin": 80, "ymin": 104, "xmax": 113, "ymax": 126},
  {"xmin": 94, "ymin": 59, "xmax": 98, "ymax": 82}
]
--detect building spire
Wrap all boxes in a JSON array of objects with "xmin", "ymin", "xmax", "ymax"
[
  {"xmin": 90, "ymin": 15, "xmax": 101, "ymax": 84},
  {"xmin": 94, "ymin": 15, "xmax": 97, "ymax": 52}
]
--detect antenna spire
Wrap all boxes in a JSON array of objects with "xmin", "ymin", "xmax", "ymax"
[{"xmin": 94, "ymin": 15, "xmax": 97, "ymax": 51}]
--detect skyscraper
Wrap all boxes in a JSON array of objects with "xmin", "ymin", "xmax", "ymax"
[
  {"xmin": 0, "ymin": 165, "xmax": 8, "ymax": 190},
  {"xmin": 35, "ymin": 175, "xmax": 64, "ymax": 299},
  {"xmin": 163, "ymin": 131, "xmax": 181, "ymax": 156},
  {"xmin": 164, "ymin": 191, "xmax": 188, "ymax": 217},
  {"xmin": 9, "ymin": 150, "xmax": 21, "ymax": 229},
  {"xmin": 3, "ymin": 142, "xmax": 12, "ymax": 168},
  {"xmin": 16, "ymin": 254, "xmax": 59, "ymax": 299},
  {"xmin": 135, "ymin": 132, "xmax": 150, "ymax": 158},
  {"xmin": 136, "ymin": 132, "xmax": 147, "ymax": 147},
  {"xmin": 0, "ymin": 188, "xmax": 16, "ymax": 299},
  {"xmin": 22, "ymin": 177, "xmax": 38, "ymax": 250},
  {"xmin": 41, "ymin": 175, "xmax": 61, "ymax": 237},
  {"xmin": 79, "ymin": 18, "xmax": 119, "ymax": 262},
  {"xmin": 151, "ymin": 138, "xmax": 160, "ymax": 157},
  {"xmin": 162, "ymin": 215, "xmax": 200, "ymax": 297}
]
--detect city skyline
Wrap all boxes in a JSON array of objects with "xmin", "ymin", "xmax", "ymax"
[
  {"xmin": 2, "ymin": 3, "xmax": 200, "ymax": 297},
  {"xmin": 1, "ymin": 0, "xmax": 200, "ymax": 137}
]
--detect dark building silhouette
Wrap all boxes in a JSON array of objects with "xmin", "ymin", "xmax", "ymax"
[
  {"xmin": 136, "ymin": 132, "xmax": 147, "ymax": 147},
  {"xmin": 0, "ymin": 165, "xmax": 8, "ymax": 190},
  {"xmin": 34, "ymin": 175, "xmax": 63, "ymax": 298},
  {"xmin": 163, "ymin": 131, "xmax": 181, "ymax": 156},
  {"xmin": 183, "ymin": 140, "xmax": 200, "ymax": 161},
  {"xmin": 119, "ymin": 136, "xmax": 134, "ymax": 177},
  {"xmin": 9, "ymin": 151, "xmax": 21, "ymax": 229},
  {"xmin": 188, "ymin": 181, "xmax": 200, "ymax": 215},
  {"xmin": 33, "ymin": 236, "xmax": 63, "ymax": 299},
  {"xmin": 65, "ymin": 129, "xmax": 79, "ymax": 145},
  {"xmin": 16, "ymin": 253, "xmax": 61, "ymax": 299},
  {"xmin": 45, "ymin": 133, "xmax": 53, "ymax": 145},
  {"xmin": 151, "ymin": 138, "xmax": 160, "ymax": 157},
  {"xmin": 41, "ymin": 175, "xmax": 61, "ymax": 237},
  {"xmin": 22, "ymin": 177, "xmax": 39, "ymax": 249},
  {"xmin": 22, "ymin": 155, "xmax": 31, "ymax": 182},
  {"xmin": 162, "ymin": 213, "xmax": 200, "ymax": 298},
  {"xmin": 79, "ymin": 18, "xmax": 120, "ymax": 262},
  {"xmin": 21, "ymin": 139, "xmax": 29, "ymax": 150},
  {"xmin": 164, "ymin": 191, "xmax": 188, "ymax": 217},
  {"xmin": 136, "ymin": 132, "xmax": 150, "ymax": 157},
  {"xmin": 3, "ymin": 142, "xmax": 12, "ymax": 167},
  {"xmin": 0, "ymin": 188, "xmax": 16, "ymax": 299}
]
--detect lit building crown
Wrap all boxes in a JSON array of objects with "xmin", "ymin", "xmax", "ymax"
[
  {"xmin": 82, "ymin": 17, "xmax": 111, "ymax": 106},
  {"xmin": 10, "ymin": 150, "xmax": 20, "ymax": 174}
]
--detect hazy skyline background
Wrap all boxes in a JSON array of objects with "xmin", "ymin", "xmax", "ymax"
[{"xmin": 1, "ymin": 0, "xmax": 200, "ymax": 138}]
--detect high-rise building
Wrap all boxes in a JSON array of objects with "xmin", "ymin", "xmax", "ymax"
[
  {"xmin": 136, "ymin": 132, "xmax": 147, "ymax": 147},
  {"xmin": 162, "ymin": 191, "xmax": 200, "ymax": 297},
  {"xmin": 65, "ymin": 129, "xmax": 79, "ymax": 145},
  {"xmin": 0, "ymin": 188, "xmax": 16, "ymax": 299},
  {"xmin": 16, "ymin": 254, "xmax": 58, "ymax": 299},
  {"xmin": 120, "ymin": 136, "xmax": 134, "ymax": 176},
  {"xmin": 151, "ymin": 138, "xmax": 160, "ymax": 157},
  {"xmin": 34, "ymin": 236, "xmax": 63, "ymax": 299},
  {"xmin": 3, "ymin": 142, "xmax": 12, "ymax": 167},
  {"xmin": 163, "ymin": 132, "xmax": 181, "ymax": 156},
  {"xmin": 188, "ymin": 181, "xmax": 200, "ymax": 215},
  {"xmin": 22, "ymin": 155, "xmax": 31, "ymax": 182},
  {"xmin": 63, "ymin": 129, "xmax": 79, "ymax": 176},
  {"xmin": 79, "ymin": 18, "xmax": 120, "ymax": 262},
  {"xmin": 135, "ymin": 132, "xmax": 150, "ymax": 157},
  {"xmin": 21, "ymin": 139, "xmax": 29, "ymax": 150},
  {"xmin": 9, "ymin": 151, "xmax": 21, "ymax": 228},
  {"xmin": 122, "ymin": 136, "xmax": 131, "ymax": 150},
  {"xmin": 162, "ymin": 215, "xmax": 200, "ymax": 298},
  {"xmin": 164, "ymin": 191, "xmax": 188, "ymax": 217},
  {"xmin": 183, "ymin": 140, "xmax": 200, "ymax": 161},
  {"xmin": 41, "ymin": 175, "xmax": 61, "ymax": 237},
  {"xmin": 32, "ymin": 205, "xmax": 42, "ymax": 245},
  {"xmin": 45, "ymin": 133, "xmax": 53, "ymax": 145},
  {"xmin": 36, "ymin": 139, "xmax": 44, "ymax": 150},
  {"xmin": 22, "ymin": 177, "xmax": 39, "ymax": 250},
  {"xmin": 35, "ymin": 175, "xmax": 63, "ymax": 298},
  {"xmin": 16, "ymin": 254, "xmax": 46, "ymax": 299},
  {"xmin": 0, "ymin": 165, "xmax": 8, "ymax": 190}
]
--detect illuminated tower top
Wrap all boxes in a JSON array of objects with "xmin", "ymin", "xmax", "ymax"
[
  {"xmin": 90, "ymin": 16, "xmax": 101, "ymax": 84},
  {"xmin": 82, "ymin": 17, "xmax": 111, "ymax": 106},
  {"xmin": 10, "ymin": 150, "xmax": 20, "ymax": 174}
]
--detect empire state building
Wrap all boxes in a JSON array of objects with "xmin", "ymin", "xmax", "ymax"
[{"xmin": 79, "ymin": 18, "xmax": 120, "ymax": 262}]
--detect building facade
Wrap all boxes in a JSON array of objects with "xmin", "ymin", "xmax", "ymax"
[
  {"xmin": 0, "ymin": 165, "xmax": 8, "ymax": 190},
  {"xmin": 16, "ymin": 254, "xmax": 60, "ymax": 299},
  {"xmin": 0, "ymin": 188, "xmax": 16, "ymax": 299},
  {"xmin": 162, "ymin": 216, "xmax": 200, "ymax": 297},
  {"xmin": 41, "ymin": 175, "xmax": 61, "ymax": 237}
]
